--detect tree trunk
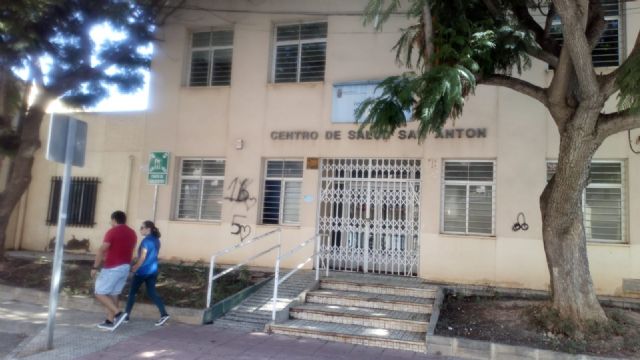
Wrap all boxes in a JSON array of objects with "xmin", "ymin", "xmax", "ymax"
[
  {"xmin": 0, "ymin": 97, "xmax": 48, "ymax": 259},
  {"xmin": 540, "ymin": 112, "xmax": 607, "ymax": 327}
]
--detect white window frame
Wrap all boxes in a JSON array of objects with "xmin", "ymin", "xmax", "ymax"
[
  {"xmin": 261, "ymin": 159, "xmax": 303, "ymax": 225},
  {"xmin": 547, "ymin": 160, "xmax": 626, "ymax": 243},
  {"xmin": 440, "ymin": 160, "xmax": 496, "ymax": 236},
  {"xmin": 187, "ymin": 30, "xmax": 233, "ymax": 87},
  {"xmin": 271, "ymin": 21, "xmax": 327, "ymax": 83},
  {"xmin": 174, "ymin": 158, "xmax": 225, "ymax": 222}
]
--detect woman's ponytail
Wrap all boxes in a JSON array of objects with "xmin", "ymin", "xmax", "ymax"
[{"xmin": 142, "ymin": 220, "xmax": 161, "ymax": 238}]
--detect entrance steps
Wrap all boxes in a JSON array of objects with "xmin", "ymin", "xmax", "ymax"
[
  {"xmin": 269, "ymin": 273, "xmax": 440, "ymax": 353},
  {"xmin": 211, "ymin": 270, "xmax": 316, "ymax": 332}
]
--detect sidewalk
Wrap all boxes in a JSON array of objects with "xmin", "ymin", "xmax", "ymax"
[
  {"xmin": 0, "ymin": 300, "xmax": 457, "ymax": 360},
  {"xmin": 78, "ymin": 324, "xmax": 458, "ymax": 360}
]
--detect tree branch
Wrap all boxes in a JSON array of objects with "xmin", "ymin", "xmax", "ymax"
[
  {"xmin": 585, "ymin": 0, "xmax": 605, "ymax": 49},
  {"xmin": 600, "ymin": 30, "xmax": 640, "ymax": 99},
  {"xmin": 479, "ymin": 74, "xmax": 548, "ymax": 106},
  {"xmin": 596, "ymin": 109, "xmax": 640, "ymax": 141},
  {"xmin": 512, "ymin": 2, "xmax": 561, "ymax": 58},
  {"xmin": 553, "ymin": 0, "xmax": 599, "ymax": 100},
  {"xmin": 421, "ymin": 3, "xmax": 433, "ymax": 71}
]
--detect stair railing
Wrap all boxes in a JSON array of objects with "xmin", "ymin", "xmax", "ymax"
[
  {"xmin": 206, "ymin": 228, "xmax": 281, "ymax": 308},
  {"xmin": 271, "ymin": 233, "xmax": 329, "ymax": 321}
]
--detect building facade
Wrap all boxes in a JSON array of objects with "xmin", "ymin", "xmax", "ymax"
[{"xmin": 9, "ymin": 0, "xmax": 640, "ymax": 296}]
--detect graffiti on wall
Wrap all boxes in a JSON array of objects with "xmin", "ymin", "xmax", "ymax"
[
  {"xmin": 231, "ymin": 215, "xmax": 252, "ymax": 241},
  {"xmin": 224, "ymin": 177, "xmax": 257, "ymax": 211},
  {"xmin": 226, "ymin": 177, "xmax": 257, "ymax": 241}
]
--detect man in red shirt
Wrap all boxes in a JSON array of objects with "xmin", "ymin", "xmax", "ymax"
[{"xmin": 91, "ymin": 211, "xmax": 136, "ymax": 331}]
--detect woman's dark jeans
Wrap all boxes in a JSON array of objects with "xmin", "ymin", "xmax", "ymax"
[{"xmin": 125, "ymin": 273, "xmax": 168, "ymax": 317}]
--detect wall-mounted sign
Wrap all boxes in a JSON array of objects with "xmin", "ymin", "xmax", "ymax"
[
  {"xmin": 148, "ymin": 151, "xmax": 170, "ymax": 185},
  {"xmin": 306, "ymin": 157, "xmax": 319, "ymax": 169},
  {"xmin": 269, "ymin": 128, "xmax": 487, "ymax": 141}
]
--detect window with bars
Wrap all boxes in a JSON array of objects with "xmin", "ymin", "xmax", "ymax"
[
  {"xmin": 549, "ymin": 0, "xmax": 622, "ymax": 67},
  {"xmin": 261, "ymin": 160, "xmax": 303, "ymax": 224},
  {"xmin": 175, "ymin": 159, "xmax": 225, "ymax": 221},
  {"xmin": 441, "ymin": 161, "xmax": 496, "ymax": 236},
  {"xmin": 546, "ymin": 161, "xmax": 624, "ymax": 242},
  {"xmin": 273, "ymin": 22, "xmax": 327, "ymax": 83},
  {"xmin": 188, "ymin": 30, "xmax": 233, "ymax": 86},
  {"xmin": 46, "ymin": 177, "xmax": 99, "ymax": 227}
]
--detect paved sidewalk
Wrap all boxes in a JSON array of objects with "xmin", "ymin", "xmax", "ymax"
[
  {"xmin": 78, "ymin": 324, "xmax": 459, "ymax": 360},
  {"xmin": 0, "ymin": 300, "xmax": 159, "ymax": 360},
  {"xmin": 1, "ymin": 300, "xmax": 458, "ymax": 360}
]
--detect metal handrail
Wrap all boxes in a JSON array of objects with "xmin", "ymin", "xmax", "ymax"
[
  {"xmin": 206, "ymin": 228, "xmax": 282, "ymax": 308},
  {"xmin": 271, "ymin": 233, "xmax": 329, "ymax": 321}
]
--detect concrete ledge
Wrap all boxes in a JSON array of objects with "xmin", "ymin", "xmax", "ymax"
[
  {"xmin": 426, "ymin": 335, "xmax": 619, "ymax": 360},
  {"xmin": 439, "ymin": 283, "xmax": 640, "ymax": 311},
  {"xmin": 0, "ymin": 284, "xmax": 204, "ymax": 325}
]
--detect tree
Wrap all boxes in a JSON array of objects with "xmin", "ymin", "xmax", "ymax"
[
  {"xmin": 358, "ymin": 0, "xmax": 640, "ymax": 329},
  {"xmin": 0, "ymin": 0, "xmax": 175, "ymax": 258}
]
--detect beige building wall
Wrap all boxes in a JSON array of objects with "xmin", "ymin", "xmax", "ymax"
[{"xmin": 12, "ymin": 0, "xmax": 640, "ymax": 296}]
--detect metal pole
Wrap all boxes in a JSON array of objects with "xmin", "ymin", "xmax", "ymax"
[
  {"xmin": 207, "ymin": 256, "xmax": 216, "ymax": 308},
  {"xmin": 45, "ymin": 120, "xmax": 77, "ymax": 350},
  {"xmin": 315, "ymin": 234, "xmax": 320, "ymax": 281},
  {"xmin": 271, "ymin": 231, "xmax": 282, "ymax": 321},
  {"xmin": 152, "ymin": 185, "xmax": 159, "ymax": 222}
]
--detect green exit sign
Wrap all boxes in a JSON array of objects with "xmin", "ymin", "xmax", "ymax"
[{"xmin": 148, "ymin": 152, "xmax": 169, "ymax": 185}]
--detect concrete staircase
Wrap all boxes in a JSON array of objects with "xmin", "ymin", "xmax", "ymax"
[
  {"xmin": 269, "ymin": 273, "xmax": 440, "ymax": 353},
  {"xmin": 212, "ymin": 270, "xmax": 316, "ymax": 331}
]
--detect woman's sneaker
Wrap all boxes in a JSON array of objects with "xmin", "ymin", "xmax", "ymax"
[
  {"xmin": 155, "ymin": 315, "xmax": 170, "ymax": 326},
  {"xmin": 97, "ymin": 319, "xmax": 113, "ymax": 330}
]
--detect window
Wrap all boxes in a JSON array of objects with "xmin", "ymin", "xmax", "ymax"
[
  {"xmin": 261, "ymin": 160, "xmax": 303, "ymax": 224},
  {"xmin": 175, "ymin": 159, "xmax": 225, "ymax": 221},
  {"xmin": 273, "ymin": 22, "xmax": 327, "ymax": 83},
  {"xmin": 441, "ymin": 161, "xmax": 495, "ymax": 235},
  {"xmin": 46, "ymin": 177, "xmax": 100, "ymax": 227},
  {"xmin": 547, "ymin": 161, "xmax": 624, "ymax": 242},
  {"xmin": 188, "ymin": 30, "xmax": 233, "ymax": 86},
  {"xmin": 549, "ymin": 0, "xmax": 622, "ymax": 67}
]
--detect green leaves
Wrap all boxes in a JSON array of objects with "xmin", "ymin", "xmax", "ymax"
[
  {"xmin": 358, "ymin": 0, "xmax": 538, "ymax": 140},
  {"xmin": 355, "ymin": 65, "xmax": 476, "ymax": 142},
  {"xmin": 0, "ymin": 0, "xmax": 157, "ymax": 108},
  {"xmin": 616, "ymin": 54, "xmax": 640, "ymax": 114}
]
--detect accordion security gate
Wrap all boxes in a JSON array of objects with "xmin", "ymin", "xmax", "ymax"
[{"xmin": 317, "ymin": 159, "xmax": 421, "ymax": 276}]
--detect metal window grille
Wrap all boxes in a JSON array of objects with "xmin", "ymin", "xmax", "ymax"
[
  {"xmin": 176, "ymin": 158, "xmax": 225, "ymax": 221},
  {"xmin": 188, "ymin": 30, "xmax": 233, "ymax": 86},
  {"xmin": 261, "ymin": 160, "xmax": 303, "ymax": 224},
  {"xmin": 549, "ymin": 0, "xmax": 622, "ymax": 67},
  {"xmin": 546, "ymin": 161, "xmax": 625, "ymax": 242},
  {"xmin": 441, "ymin": 161, "xmax": 496, "ymax": 236},
  {"xmin": 273, "ymin": 22, "xmax": 327, "ymax": 83},
  {"xmin": 46, "ymin": 177, "xmax": 100, "ymax": 227}
]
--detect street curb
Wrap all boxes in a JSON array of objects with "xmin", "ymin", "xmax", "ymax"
[
  {"xmin": 426, "ymin": 335, "xmax": 618, "ymax": 360},
  {"xmin": 0, "ymin": 284, "xmax": 204, "ymax": 325}
]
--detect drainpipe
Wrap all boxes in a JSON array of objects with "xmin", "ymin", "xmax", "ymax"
[{"xmin": 123, "ymin": 155, "xmax": 135, "ymax": 214}]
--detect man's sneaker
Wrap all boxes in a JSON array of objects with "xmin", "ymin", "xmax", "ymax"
[
  {"xmin": 123, "ymin": 316, "xmax": 129, "ymax": 324},
  {"xmin": 97, "ymin": 319, "xmax": 113, "ymax": 330},
  {"xmin": 110, "ymin": 312, "xmax": 128, "ymax": 331},
  {"xmin": 155, "ymin": 315, "xmax": 170, "ymax": 327}
]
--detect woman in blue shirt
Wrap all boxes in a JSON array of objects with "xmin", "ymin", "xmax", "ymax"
[{"xmin": 125, "ymin": 220, "xmax": 170, "ymax": 326}]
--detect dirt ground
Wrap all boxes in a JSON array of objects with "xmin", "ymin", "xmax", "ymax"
[
  {"xmin": 0, "ymin": 257, "xmax": 271, "ymax": 308},
  {"xmin": 435, "ymin": 294, "xmax": 640, "ymax": 358}
]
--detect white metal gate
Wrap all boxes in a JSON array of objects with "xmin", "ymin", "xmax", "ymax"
[{"xmin": 317, "ymin": 158, "xmax": 421, "ymax": 276}]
